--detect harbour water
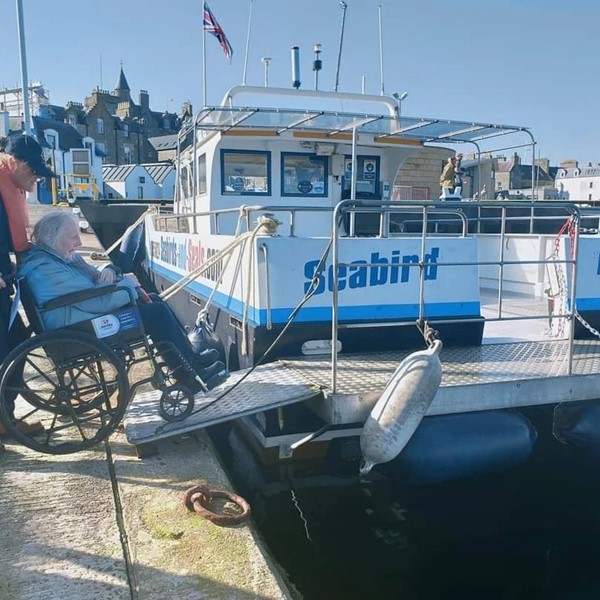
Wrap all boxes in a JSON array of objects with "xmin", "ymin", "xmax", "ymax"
[{"xmin": 215, "ymin": 408, "xmax": 600, "ymax": 600}]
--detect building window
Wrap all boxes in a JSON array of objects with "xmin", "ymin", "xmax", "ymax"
[
  {"xmin": 68, "ymin": 114, "xmax": 77, "ymax": 127},
  {"xmin": 197, "ymin": 154, "xmax": 207, "ymax": 194},
  {"xmin": 221, "ymin": 150, "xmax": 271, "ymax": 196},
  {"xmin": 45, "ymin": 133, "xmax": 57, "ymax": 150},
  {"xmin": 281, "ymin": 153, "xmax": 328, "ymax": 197},
  {"xmin": 96, "ymin": 118, "xmax": 104, "ymax": 134},
  {"xmin": 123, "ymin": 123, "xmax": 130, "ymax": 138},
  {"xmin": 123, "ymin": 146, "xmax": 132, "ymax": 164},
  {"xmin": 589, "ymin": 194, "xmax": 593, "ymax": 201},
  {"xmin": 139, "ymin": 176, "xmax": 145, "ymax": 183},
  {"xmin": 590, "ymin": 182, "xmax": 594, "ymax": 189},
  {"xmin": 138, "ymin": 186, "xmax": 144, "ymax": 199}
]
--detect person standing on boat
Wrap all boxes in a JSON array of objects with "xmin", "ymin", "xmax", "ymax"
[
  {"xmin": 439, "ymin": 153, "xmax": 463, "ymax": 199},
  {"xmin": 18, "ymin": 212, "xmax": 227, "ymax": 391},
  {"xmin": 0, "ymin": 135, "xmax": 55, "ymax": 447}
]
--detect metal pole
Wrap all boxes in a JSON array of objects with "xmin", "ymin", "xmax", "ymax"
[
  {"xmin": 378, "ymin": 4, "xmax": 385, "ymax": 95},
  {"xmin": 241, "ymin": 0, "xmax": 254, "ymax": 85},
  {"xmin": 15, "ymin": 0, "xmax": 32, "ymax": 135},
  {"xmin": 202, "ymin": 3, "xmax": 207, "ymax": 106},
  {"xmin": 334, "ymin": 1, "xmax": 347, "ymax": 92}
]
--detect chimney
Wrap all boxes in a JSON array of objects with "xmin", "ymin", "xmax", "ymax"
[
  {"xmin": 511, "ymin": 152, "xmax": 520, "ymax": 165},
  {"xmin": 560, "ymin": 160, "xmax": 578, "ymax": 168},
  {"xmin": 535, "ymin": 158, "xmax": 550, "ymax": 174},
  {"xmin": 139, "ymin": 90, "xmax": 149, "ymax": 112}
]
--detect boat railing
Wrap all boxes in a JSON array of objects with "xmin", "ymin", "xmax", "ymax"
[{"xmin": 328, "ymin": 199, "xmax": 585, "ymax": 392}]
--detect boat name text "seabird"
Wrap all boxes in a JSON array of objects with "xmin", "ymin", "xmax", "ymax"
[
  {"xmin": 304, "ymin": 248, "xmax": 440, "ymax": 294},
  {"xmin": 150, "ymin": 236, "xmax": 222, "ymax": 282}
]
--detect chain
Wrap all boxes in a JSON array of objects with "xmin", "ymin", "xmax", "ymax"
[{"xmin": 416, "ymin": 318, "xmax": 440, "ymax": 349}]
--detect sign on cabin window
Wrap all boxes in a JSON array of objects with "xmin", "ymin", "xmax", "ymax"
[
  {"xmin": 281, "ymin": 153, "xmax": 328, "ymax": 197},
  {"xmin": 342, "ymin": 155, "xmax": 381, "ymax": 198},
  {"xmin": 221, "ymin": 150, "xmax": 271, "ymax": 196}
]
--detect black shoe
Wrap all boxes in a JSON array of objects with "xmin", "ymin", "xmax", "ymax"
[
  {"xmin": 205, "ymin": 369, "xmax": 229, "ymax": 391},
  {"xmin": 199, "ymin": 361, "xmax": 226, "ymax": 382},
  {"xmin": 195, "ymin": 348, "xmax": 221, "ymax": 368}
]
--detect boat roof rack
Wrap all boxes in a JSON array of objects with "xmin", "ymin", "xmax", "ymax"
[{"xmin": 188, "ymin": 105, "xmax": 530, "ymax": 145}]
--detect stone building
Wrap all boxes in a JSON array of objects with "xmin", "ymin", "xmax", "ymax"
[{"xmin": 45, "ymin": 68, "xmax": 191, "ymax": 165}]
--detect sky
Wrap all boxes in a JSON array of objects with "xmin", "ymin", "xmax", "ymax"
[{"xmin": 1, "ymin": 0, "xmax": 598, "ymax": 165}]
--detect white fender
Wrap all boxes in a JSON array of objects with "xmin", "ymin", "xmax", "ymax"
[{"xmin": 359, "ymin": 340, "xmax": 443, "ymax": 476}]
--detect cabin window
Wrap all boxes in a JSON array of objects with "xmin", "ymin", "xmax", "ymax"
[
  {"xmin": 221, "ymin": 150, "xmax": 271, "ymax": 196},
  {"xmin": 197, "ymin": 154, "xmax": 207, "ymax": 195},
  {"xmin": 281, "ymin": 153, "xmax": 328, "ymax": 197},
  {"xmin": 342, "ymin": 155, "xmax": 381, "ymax": 197}
]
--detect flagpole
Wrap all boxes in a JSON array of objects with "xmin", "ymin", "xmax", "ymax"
[
  {"xmin": 202, "ymin": 1, "xmax": 207, "ymax": 106},
  {"xmin": 378, "ymin": 4, "xmax": 385, "ymax": 96},
  {"xmin": 242, "ymin": 0, "xmax": 254, "ymax": 85}
]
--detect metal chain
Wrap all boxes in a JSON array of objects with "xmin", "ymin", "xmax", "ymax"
[{"xmin": 547, "ymin": 217, "xmax": 600, "ymax": 340}]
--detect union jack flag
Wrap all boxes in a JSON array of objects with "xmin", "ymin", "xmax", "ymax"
[{"xmin": 203, "ymin": 2, "xmax": 233, "ymax": 61}]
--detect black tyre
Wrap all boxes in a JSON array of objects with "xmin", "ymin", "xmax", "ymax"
[
  {"xmin": 0, "ymin": 330, "xmax": 130, "ymax": 454},
  {"xmin": 158, "ymin": 384, "xmax": 195, "ymax": 422}
]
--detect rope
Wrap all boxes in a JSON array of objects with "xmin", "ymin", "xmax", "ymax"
[
  {"xmin": 159, "ymin": 215, "xmax": 281, "ymax": 304},
  {"xmin": 90, "ymin": 206, "xmax": 158, "ymax": 261}
]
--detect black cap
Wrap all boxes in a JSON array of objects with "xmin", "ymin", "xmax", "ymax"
[{"xmin": 4, "ymin": 135, "xmax": 57, "ymax": 178}]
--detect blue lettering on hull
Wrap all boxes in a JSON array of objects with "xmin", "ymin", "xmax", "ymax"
[{"xmin": 305, "ymin": 247, "xmax": 440, "ymax": 294}]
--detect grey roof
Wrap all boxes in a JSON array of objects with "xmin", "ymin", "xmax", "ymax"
[
  {"xmin": 114, "ymin": 67, "xmax": 130, "ymax": 92},
  {"xmin": 558, "ymin": 166, "xmax": 600, "ymax": 179},
  {"xmin": 32, "ymin": 116, "xmax": 83, "ymax": 151},
  {"xmin": 102, "ymin": 164, "xmax": 138, "ymax": 181},
  {"xmin": 143, "ymin": 163, "xmax": 173, "ymax": 184},
  {"xmin": 148, "ymin": 134, "xmax": 178, "ymax": 151}
]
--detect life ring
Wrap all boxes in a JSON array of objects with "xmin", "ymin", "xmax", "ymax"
[{"xmin": 183, "ymin": 485, "xmax": 251, "ymax": 526}]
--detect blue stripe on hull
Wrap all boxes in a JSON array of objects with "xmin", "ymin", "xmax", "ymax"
[{"xmin": 151, "ymin": 262, "xmax": 481, "ymax": 326}]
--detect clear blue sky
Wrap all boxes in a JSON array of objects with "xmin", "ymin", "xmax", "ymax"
[{"xmin": 1, "ymin": 0, "xmax": 598, "ymax": 165}]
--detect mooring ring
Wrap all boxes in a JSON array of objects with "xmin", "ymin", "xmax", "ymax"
[{"xmin": 183, "ymin": 485, "xmax": 251, "ymax": 526}]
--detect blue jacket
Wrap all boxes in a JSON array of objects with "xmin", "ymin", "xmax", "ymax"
[{"xmin": 18, "ymin": 245, "xmax": 139, "ymax": 330}]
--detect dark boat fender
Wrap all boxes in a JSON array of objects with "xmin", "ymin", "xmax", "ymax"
[
  {"xmin": 115, "ymin": 222, "xmax": 146, "ymax": 274},
  {"xmin": 553, "ymin": 400, "xmax": 600, "ymax": 459},
  {"xmin": 386, "ymin": 410, "xmax": 537, "ymax": 485}
]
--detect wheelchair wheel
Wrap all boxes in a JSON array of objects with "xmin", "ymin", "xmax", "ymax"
[
  {"xmin": 151, "ymin": 361, "xmax": 178, "ymax": 390},
  {"xmin": 158, "ymin": 384, "xmax": 195, "ymax": 422},
  {"xmin": 0, "ymin": 330, "xmax": 130, "ymax": 455}
]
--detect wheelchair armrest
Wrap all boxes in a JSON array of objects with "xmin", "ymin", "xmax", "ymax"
[{"xmin": 40, "ymin": 284, "xmax": 137, "ymax": 310}]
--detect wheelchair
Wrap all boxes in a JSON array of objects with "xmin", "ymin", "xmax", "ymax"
[{"xmin": 0, "ymin": 283, "xmax": 224, "ymax": 455}]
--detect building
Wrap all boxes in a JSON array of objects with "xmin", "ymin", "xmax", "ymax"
[
  {"xmin": 102, "ymin": 163, "xmax": 175, "ymax": 200},
  {"xmin": 555, "ymin": 161, "xmax": 600, "ymax": 202},
  {"xmin": 494, "ymin": 153, "xmax": 557, "ymax": 196},
  {"xmin": 45, "ymin": 68, "xmax": 192, "ymax": 165}
]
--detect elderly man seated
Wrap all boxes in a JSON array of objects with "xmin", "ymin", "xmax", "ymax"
[{"xmin": 18, "ymin": 211, "xmax": 227, "ymax": 390}]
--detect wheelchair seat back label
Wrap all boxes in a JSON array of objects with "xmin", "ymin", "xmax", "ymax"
[{"xmin": 91, "ymin": 308, "xmax": 141, "ymax": 339}]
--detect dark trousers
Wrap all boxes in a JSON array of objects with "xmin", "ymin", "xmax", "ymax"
[
  {"xmin": 138, "ymin": 296, "xmax": 197, "ymax": 370},
  {"xmin": 0, "ymin": 285, "xmax": 30, "ymax": 418}
]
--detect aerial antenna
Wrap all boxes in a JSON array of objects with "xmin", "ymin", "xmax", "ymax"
[
  {"xmin": 313, "ymin": 44, "xmax": 322, "ymax": 91},
  {"xmin": 378, "ymin": 4, "xmax": 385, "ymax": 95},
  {"xmin": 241, "ymin": 0, "xmax": 254, "ymax": 85},
  {"xmin": 99, "ymin": 53, "xmax": 103, "ymax": 89},
  {"xmin": 334, "ymin": 1, "xmax": 348, "ymax": 92}
]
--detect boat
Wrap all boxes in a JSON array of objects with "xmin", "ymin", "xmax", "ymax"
[{"xmin": 104, "ymin": 69, "xmax": 600, "ymax": 491}]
